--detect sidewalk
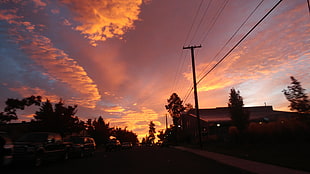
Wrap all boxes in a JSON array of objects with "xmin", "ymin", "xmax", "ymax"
[{"xmin": 174, "ymin": 146, "xmax": 310, "ymax": 174}]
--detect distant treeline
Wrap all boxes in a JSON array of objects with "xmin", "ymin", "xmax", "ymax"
[{"xmin": 0, "ymin": 97, "xmax": 138, "ymax": 145}]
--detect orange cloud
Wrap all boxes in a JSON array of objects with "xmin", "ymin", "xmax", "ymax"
[
  {"xmin": 9, "ymin": 86, "xmax": 98, "ymax": 108},
  {"xmin": 20, "ymin": 34, "xmax": 101, "ymax": 108},
  {"xmin": 32, "ymin": 0, "xmax": 46, "ymax": 7},
  {"xmin": 10, "ymin": 87, "xmax": 60, "ymax": 103},
  {"xmin": 1, "ymin": 9, "xmax": 101, "ymax": 108},
  {"xmin": 60, "ymin": 0, "xmax": 143, "ymax": 46},
  {"xmin": 180, "ymin": 2, "xmax": 310, "ymax": 111},
  {"xmin": 0, "ymin": 9, "xmax": 21, "ymax": 22},
  {"xmin": 104, "ymin": 106, "xmax": 125, "ymax": 113}
]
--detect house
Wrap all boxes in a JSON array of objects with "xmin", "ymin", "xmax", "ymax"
[{"xmin": 180, "ymin": 106, "xmax": 295, "ymax": 143}]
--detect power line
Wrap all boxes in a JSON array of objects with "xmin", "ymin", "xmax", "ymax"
[
  {"xmin": 184, "ymin": 0, "xmax": 260, "ymax": 103},
  {"xmin": 178, "ymin": 0, "xmax": 228, "ymax": 99},
  {"xmin": 197, "ymin": 0, "xmax": 264, "ymax": 80},
  {"xmin": 189, "ymin": 0, "xmax": 213, "ymax": 44},
  {"xmin": 182, "ymin": 0, "xmax": 229, "ymax": 103},
  {"xmin": 307, "ymin": 0, "xmax": 310, "ymax": 15},
  {"xmin": 170, "ymin": 1, "xmax": 205, "ymax": 94},
  {"xmin": 199, "ymin": 0, "xmax": 230, "ymax": 44},
  {"xmin": 183, "ymin": 86, "xmax": 193, "ymax": 103},
  {"xmin": 197, "ymin": 0, "xmax": 283, "ymax": 85},
  {"xmin": 183, "ymin": 0, "xmax": 205, "ymax": 45},
  {"xmin": 183, "ymin": 0, "xmax": 283, "ymax": 103}
]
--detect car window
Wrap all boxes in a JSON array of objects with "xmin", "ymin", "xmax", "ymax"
[
  {"xmin": 54, "ymin": 134, "xmax": 62, "ymax": 142},
  {"xmin": 17, "ymin": 133, "xmax": 48, "ymax": 142},
  {"xmin": 70, "ymin": 137, "xmax": 84, "ymax": 144},
  {"xmin": 47, "ymin": 134, "xmax": 55, "ymax": 143},
  {"xmin": 0, "ymin": 133, "xmax": 12, "ymax": 144},
  {"xmin": 85, "ymin": 138, "xmax": 90, "ymax": 143}
]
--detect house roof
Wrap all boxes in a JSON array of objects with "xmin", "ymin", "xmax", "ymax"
[{"xmin": 185, "ymin": 106, "xmax": 294, "ymax": 122}]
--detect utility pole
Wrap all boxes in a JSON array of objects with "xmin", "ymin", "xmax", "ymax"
[
  {"xmin": 165, "ymin": 114, "xmax": 168, "ymax": 130},
  {"xmin": 183, "ymin": 45, "xmax": 202, "ymax": 149}
]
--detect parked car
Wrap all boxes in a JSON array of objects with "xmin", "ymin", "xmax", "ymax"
[
  {"xmin": 121, "ymin": 142, "xmax": 133, "ymax": 149},
  {"xmin": 65, "ymin": 136, "xmax": 96, "ymax": 158},
  {"xmin": 13, "ymin": 132, "xmax": 69, "ymax": 167},
  {"xmin": 106, "ymin": 139, "xmax": 121, "ymax": 152},
  {"xmin": 0, "ymin": 132, "xmax": 13, "ymax": 166}
]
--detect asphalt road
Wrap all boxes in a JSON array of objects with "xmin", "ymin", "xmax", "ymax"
[{"xmin": 2, "ymin": 146, "xmax": 251, "ymax": 174}]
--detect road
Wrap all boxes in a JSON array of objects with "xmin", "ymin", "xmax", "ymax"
[{"xmin": 2, "ymin": 146, "xmax": 251, "ymax": 174}]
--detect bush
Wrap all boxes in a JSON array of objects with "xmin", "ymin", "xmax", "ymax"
[{"xmin": 245, "ymin": 118, "xmax": 310, "ymax": 143}]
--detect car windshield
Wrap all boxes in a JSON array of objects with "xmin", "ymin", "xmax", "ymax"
[
  {"xmin": 69, "ymin": 137, "xmax": 84, "ymax": 144},
  {"xmin": 0, "ymin": 132, "xmax": 12, "ymax": 144},
  {"xmin": 17, "ymin": 133, "xmax": 48, "ymax": 142}
]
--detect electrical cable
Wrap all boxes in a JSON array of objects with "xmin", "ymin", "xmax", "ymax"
[
  {"xmin": 197, "ymin": 0, "xmax": 283, "ymax": 85},
  {"xmin": 199, "ymin": 0, "xmax": 230, "ymax": 44},
  {"xmin": 197, "ymin": 0, "xmax": 264, "ymax": 80},
  {"xmin": 170, "ymin": 0, "xmax": 205, "ymax": 94},
  {"xmin": 189, "ymin": 0, "xmax": 213, "ymax": 44},
  {"xmin": 183, "ymin": 0, "xmax": 283, "ymax": 103}
]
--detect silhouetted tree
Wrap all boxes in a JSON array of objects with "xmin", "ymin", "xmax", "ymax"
[
  {"xmin": 166, "ymin": 93, "xmax": 184, "ymax": 117},
  {"xmin": 0, "ymin": 96, "xmax": 42, "ymax": 123},
  {"xmin": 148, "ymin": 121, "xmax": 156, "ymax": 144},
  {"xmin": 157, "ymin": 129, "xmax": 165, "ymax": 142},
  {"xmin": 33, "ymin": 99, "xmax": 83, "ymax": 136},
  {"xmin": 283, "ymin": 76, "xmax": 310, "ymax": 114},
  {"xmin": 165, "ymin": 93, "xmax": 184, "ymax": 126},
  {"xmin": 184, "ymin": 103, "xmax": 194, "ymax": 112},
  {"xmin": 92, "ymin": 116, "xmax": 111, "ymax": 145},
  {"xmin": 228, "ymin": 88, "xmax": 249, "ymax": 133},
  {"xmin": 112, "ymin": 127, "xmax": 138, "ymax": 145},
  {"xmin": 141, "ymin": 137, "xmax": 146, "ymax": 145}
]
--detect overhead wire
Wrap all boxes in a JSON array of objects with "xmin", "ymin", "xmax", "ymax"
[
  {"xmin": 197, "ymin": 0, "xmax": 283, "ymax": 85},
  {"xmin": 307, "ymin": 0, "xmax": 310, "ymax": 14},
  {"xmin": 183, "ymin": 0, "xmax": 205, "ymax": 45},
  {"xmin": 197, "ymin": 0, "xmax": 264, "ymax": 80},
  {"xmin": 183, "ymin": 0, "xmax": 283, "ymax": 103},
  {"xmin": 188, "ymin": 0, "xmax": 213, "ymax": 44},
  {"xmin": 169, "ymin": 0, "xmax": 205, "ymax": 95},
  {"xmin": 183, "ymin": 0, "xmax": 229, "ymax": 103},
  {"xmin": 199, "ymin": 0, "xmax": 230, "ymax": 44},
  {"xmin": 182, "ymin": 0, "xmax": 229, "ymax": 102}
]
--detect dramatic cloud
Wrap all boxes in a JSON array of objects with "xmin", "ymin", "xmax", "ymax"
[
  {"xmin": 9, "ymin": 86, "xmax": 60, "ymax": 103},
  {"xmin": 0, "ymin": 0, "xmax": 308, "ymax": 139},
  {"xmin": 0, "ymin": 6, "xmax": 101, "ymax": 108},
  {"xmin": 59, "ymin": 0, "xmax": 143, "ymax": 46},
  {"xmin": 181, "ymin": 1, "xmax": 310, "ymax": 110},
  {"xmin": 104, "ymin": 106, "xmax": 125, "ymax": 113}
]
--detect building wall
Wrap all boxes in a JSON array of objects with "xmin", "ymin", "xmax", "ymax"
[{"xmin": 180, "ymin": 106, "xmax": 295, "ymax": 143}]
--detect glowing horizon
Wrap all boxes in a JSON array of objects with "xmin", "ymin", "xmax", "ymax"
[{"xmin": 0, "ymin": 0, "xmax": 309, "ymax": 140}]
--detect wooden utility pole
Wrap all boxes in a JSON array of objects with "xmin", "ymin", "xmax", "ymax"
[
  {"xmin": 165, "ymin": 114, "xmax": 168, "ymax": 130},
  {"xmin": 183, "ymin": 45, "xmax": 202, "ymax": 149}
]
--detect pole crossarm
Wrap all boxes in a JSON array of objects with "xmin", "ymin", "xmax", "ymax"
[{"xmin": 183, "ymin": 45, "xmax": 202, "ymax": 50}]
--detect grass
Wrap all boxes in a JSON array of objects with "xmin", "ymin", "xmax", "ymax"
[{"xmin": 194, "ymin": 141, "xmax": 310, "ymax": 172}]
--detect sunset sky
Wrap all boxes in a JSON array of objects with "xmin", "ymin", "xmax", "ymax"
[{"xmin": 1, "ymin": 0, "xmax": 309, "ymax": 140}]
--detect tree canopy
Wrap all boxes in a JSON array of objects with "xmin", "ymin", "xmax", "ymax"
[
  {"xmin": 0, "ymin": 95, "xmax": 42, "ymax": 123},
  {"xmin": 148, "ymin": 121, "xmax": 156, "ymax": 144},
  {"xmin": 283, "ymin": 76, "xmax": 310, "ymax": 114},
  {"xmin": 0, "ymin": 96, "xmax": 140, "ymax": 145},
  {"xmin": 33, "ymin": 99, "xmax": 84, "ymax": 136},
  {"xmin": 228, "ymin": 88, "xmax": 249, "ymax": 132},
  {"xmin": 112, "ymin": 127, "xmax": 139, "ymax": 145},
  {"xmin": 165, "ymin": 93, "xmax": 184, "ymax": 118}
]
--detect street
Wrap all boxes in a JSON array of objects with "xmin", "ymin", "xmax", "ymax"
[{"xmin": 2, "ymin": 146, "xmax": 250, "ymax": 174}]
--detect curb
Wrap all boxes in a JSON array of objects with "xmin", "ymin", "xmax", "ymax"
[{"xmin": 173, "ymin": 146, "xmax": 310, "ymax": 174}]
